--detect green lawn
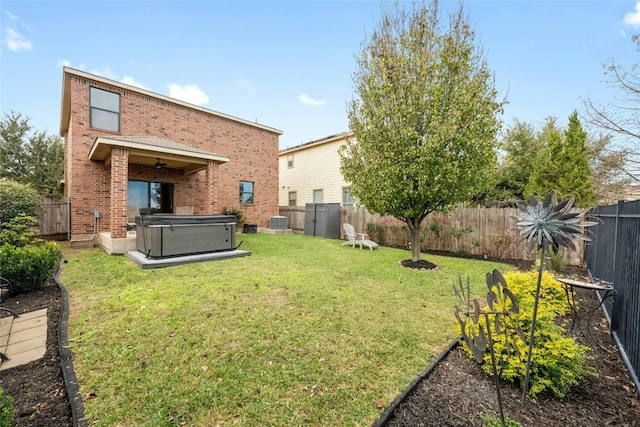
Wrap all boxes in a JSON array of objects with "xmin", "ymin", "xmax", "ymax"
[{"xmin": 59, "ymin": 233, "xmax": 511, "ymax": 426}]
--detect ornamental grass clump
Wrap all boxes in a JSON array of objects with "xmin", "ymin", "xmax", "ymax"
[{"xmin": 512, "ymin": 193, "xmax": 596, "ymax": 401}]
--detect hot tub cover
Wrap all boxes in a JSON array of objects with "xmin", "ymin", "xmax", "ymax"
[{"xmin": 135, "ymin": 214, "xmax": 236, "ymax": 226}]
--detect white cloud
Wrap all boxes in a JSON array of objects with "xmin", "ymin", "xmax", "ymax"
[
  {"xmin": 298, "ymin": 93, "xmax": 326, "ymax": 106},
  {"xmin": 4, "ymin": 27, "xmax": 32, "ymax": 52},
  {"xmin": 89, "ymin": 66, "xmax": 117, "ymax": 80},
  {"xmin": 624, "ymin": 2, "xmax": 640, "ymax": 27},
  {"xmin": 120, "ymin": 76, "xmax": 147, "ymax": 90},
  {"xmin": 235, "ymin": 79, "xmax": 255, "ymax": 94},
  {"xmin": 168, "ymin": 84, "xmax": 209, "ymax": 106},
  {"xmin": 56, "ymin": 62, "xmax": 148, "ymax": 89}
]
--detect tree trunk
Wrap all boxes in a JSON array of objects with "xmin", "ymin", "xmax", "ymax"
[{"xmin": 411, "ymin": 219, "xmax": 422, "ymax": 262}]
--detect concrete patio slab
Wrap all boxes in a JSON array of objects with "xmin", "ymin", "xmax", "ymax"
[
  {"xmin": 0, "ymin": 308, "xmax": 48, "ymax": 371},
  {"xmin": 124, "ymin": 249, "xmax": 251, "ymax": 269}
]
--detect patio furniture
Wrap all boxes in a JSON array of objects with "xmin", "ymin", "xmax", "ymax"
[
  {"xmin": 342, "ymin": 223, "xmax": 379, "ymax": 250},
  {"xmin": 555, "ymin": 276, "xmax": 615, "ymax": 341},
  {"xmin": 127, "ymin": 206, "xmax": 140, "ymax": 231}
]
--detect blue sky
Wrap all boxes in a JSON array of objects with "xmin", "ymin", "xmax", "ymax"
[{"xmin": 1, "ymin": 1, "xmax": 640, "ymax": 150}]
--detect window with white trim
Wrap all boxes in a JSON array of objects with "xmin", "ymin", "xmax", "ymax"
[
  {"xmin": 240, "ymin": 181, "xmax": 254, "ymax": 204},
  {"xmin": 342, "ymin": 186, "xmax": 353, "ymax": 206}
]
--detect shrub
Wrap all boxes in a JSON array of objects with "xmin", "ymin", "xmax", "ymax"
[
  {"xmin": 0, "ymin": 241, "xmax": 58, "ymax": 294},
  {"xmin": 503, "ymin": 270, "xmax": 569, "ymax": 321},
  {"xmin": 0, "ymin": 214, "xmax": 39, "ymax": 247},
  {"xmin": 0, "ymin": 180, "xmax": 42, "ymax": 226},
  {"xmin": 464, "ymin": 270, "xmax": 596, "ymax": 397},
  {"xmin": 487, "ymin": 313, "xmax": 595, "ymax": 397},
  {"xmin": 221, "ymin": 207, "xmax": 243, "ymax": 224},
  {"xmin": 0, "ymin": 388, "xmax": 15, "ymax": 427},
  {"xmin": 546, "ymin": 250, "xmax": 567, "ymax": 273},
  {"xmin": 480, "ymin": 412, "xmax": 522, "ymax": 427}
]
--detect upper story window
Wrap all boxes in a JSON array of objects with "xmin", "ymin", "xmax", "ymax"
[
  {"xmin": 90, "ymin": 87, "xmax": 120, "ymax": 132},
  {"xmin": 240, "ymin": 181, "xmax": 254, "ymax": 204},
  {"xmin": 287, "ymin": 154, "xmax": 294, "ymax": 168},
  {"xmin": 342, "ymin": 186, "xmax": 353, "ymax": 206}
]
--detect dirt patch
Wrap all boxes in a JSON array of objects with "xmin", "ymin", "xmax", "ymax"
[
  {"xmin": 0, "ymin": 277, "xmax": 73, "ymax": 427},
  {"xmin": 383, "ymin": 287, "xmax": 640, "ymax": 426}
]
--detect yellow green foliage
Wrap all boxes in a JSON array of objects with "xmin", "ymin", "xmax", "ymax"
[
  {"xmin": 503, "ymin": 270, "xmax": 570, "ymax": 320},
  {"xmin": 458, "ymin": 270, "xmax": 596, "ymax": 397}
]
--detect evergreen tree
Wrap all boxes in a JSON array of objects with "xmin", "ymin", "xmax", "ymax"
[{"xmin": 526, "ymin": 111, "xmax": 596, "ymax": 207}]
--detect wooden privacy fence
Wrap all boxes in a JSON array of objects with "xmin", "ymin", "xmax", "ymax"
[
  {"xmin": 36, "ymin": 198, "xmax": 70, "ymax": 239},
  {"xmin": 585, "ymin": 199, "xmax": 640, "ymax": 396},
  {"xmin": 280, "ymin": 205, "xmax": 584, "ymax": 265}
]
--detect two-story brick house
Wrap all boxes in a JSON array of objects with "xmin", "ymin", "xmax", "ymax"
[
  {"xmin": 278, "ymin": 132, "xmax": 355, "ymax": 207},
  {"xmin": 60, "ymin": 67, "xmax": 282, "ymax": 253}
]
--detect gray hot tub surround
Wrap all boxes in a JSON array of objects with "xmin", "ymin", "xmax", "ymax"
[{"xmin": 135, "ymin": 214, "xmax": 236, "ymax": 258}]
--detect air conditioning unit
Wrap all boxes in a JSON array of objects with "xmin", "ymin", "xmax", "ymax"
[{"xmin": 269, "ymin": 216, "xmax": 287, "ymax": 230}]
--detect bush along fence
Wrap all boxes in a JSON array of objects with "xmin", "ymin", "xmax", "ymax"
[{"xmin": 279, "ymin": 205, "xmax": 584, "ymax": 265}]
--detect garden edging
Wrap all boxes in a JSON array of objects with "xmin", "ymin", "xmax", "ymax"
[
  {"xmin": 53, "ymin": 254, "xmax": 88, "ymax": 427},
  {"xmin": 371, "ymin": 338, "xmax": 460, "ymax": 426}
]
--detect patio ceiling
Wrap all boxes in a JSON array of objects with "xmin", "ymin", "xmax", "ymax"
[{"xmin": 89, "ymin": 136, "xmax": 229, "ymax": 175}]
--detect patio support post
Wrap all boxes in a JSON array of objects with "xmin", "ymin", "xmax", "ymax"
[
  {"xmin": 110, "ymin": 147, "xmax": 129, "ymax": 239},
  {"xmin": 205, "ymin": 160, "xmax": 219, "ymax": 214}
]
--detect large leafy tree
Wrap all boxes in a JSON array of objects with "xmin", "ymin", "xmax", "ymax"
[
  {"xmin": 340, "ymin": 1, "xmax": 503, "ymax": 262},
  {"xmin": 526, "ymin": 111, "xmax": 596, "ymax": 207},
  {"xmin": 0, "ymin": 111, "xmax": 63, "ymax": 198}
]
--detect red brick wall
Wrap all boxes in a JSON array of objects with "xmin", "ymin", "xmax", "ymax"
[
  {"xmin": 110, "ymin": 147, "xmax": 129, "ymax": 238},
  {"xmin": 63, "ymin": 73, "xmax": 280, "ymax": 236}
]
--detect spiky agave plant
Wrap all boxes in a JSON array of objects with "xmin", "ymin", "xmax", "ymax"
[{"xmin": 512, "ymin": 193, "xmax": 597, "ymax": 402}]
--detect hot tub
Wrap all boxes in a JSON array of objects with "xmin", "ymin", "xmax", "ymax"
[{"xmin": 135, "ymin": 215, "xmax": 236, "ymax": 258}]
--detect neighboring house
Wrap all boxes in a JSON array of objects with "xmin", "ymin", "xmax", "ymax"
[
  {"xmin": 60, "ymin": 67, "xmax": 282, "ymax": 253},
  {"xmin": 278, "ymin": 132, "xmax": 355, "ymax": 207}
]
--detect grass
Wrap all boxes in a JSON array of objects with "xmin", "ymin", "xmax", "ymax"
[{"xmin": 59, "ymin": 233, "xmax": 512, "ymax": 426}]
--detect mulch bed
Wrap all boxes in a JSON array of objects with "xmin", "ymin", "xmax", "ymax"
[
  {"xmin": 383, "ymin": 286, "xmax": 640, "ymax": 426},
  {"xmin": 0, "ymin": 277, "xmax": 73, "ymax": 427}
]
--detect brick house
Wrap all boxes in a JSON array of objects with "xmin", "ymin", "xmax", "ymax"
[
  {"xmin": 278, "ymin": 132, "xmax": 355, "ymax": 207},
  {"xmin": 60, "ymin": 67, "xmax": 282, "ymax": 253}
]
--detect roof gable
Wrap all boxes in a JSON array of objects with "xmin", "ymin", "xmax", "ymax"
[{"xmin": 60, "ymin": 67, "xmax": 282, "ymax": 137}]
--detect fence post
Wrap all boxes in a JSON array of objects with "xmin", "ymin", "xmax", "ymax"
[{"xmin": 611, "ymin": 200, "xmax": 623, "ymax": 334}]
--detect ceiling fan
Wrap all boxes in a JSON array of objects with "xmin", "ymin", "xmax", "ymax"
[{"xmin": 155, "ymin": 158, "xmax": 168, "ymax": 169}]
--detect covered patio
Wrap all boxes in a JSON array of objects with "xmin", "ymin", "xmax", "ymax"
[{"xmin": 88, "ymin": 135, "xmax": 229, "ymax": 254}]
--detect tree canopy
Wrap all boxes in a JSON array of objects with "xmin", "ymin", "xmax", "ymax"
[
  {"xmin": 0, "ymin": 111, "xmax": 63, "ymax": 198},
  {"xmin": 526, "ymin": 111, "xmax": 596, "ymax": 207},
  {"xmin": 340, "ymin": 0, "xmax": 503, "ymax": 262},
  {"xmin": 583, "ymin": 35, "xmax": 640, "ymax": 184}
]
